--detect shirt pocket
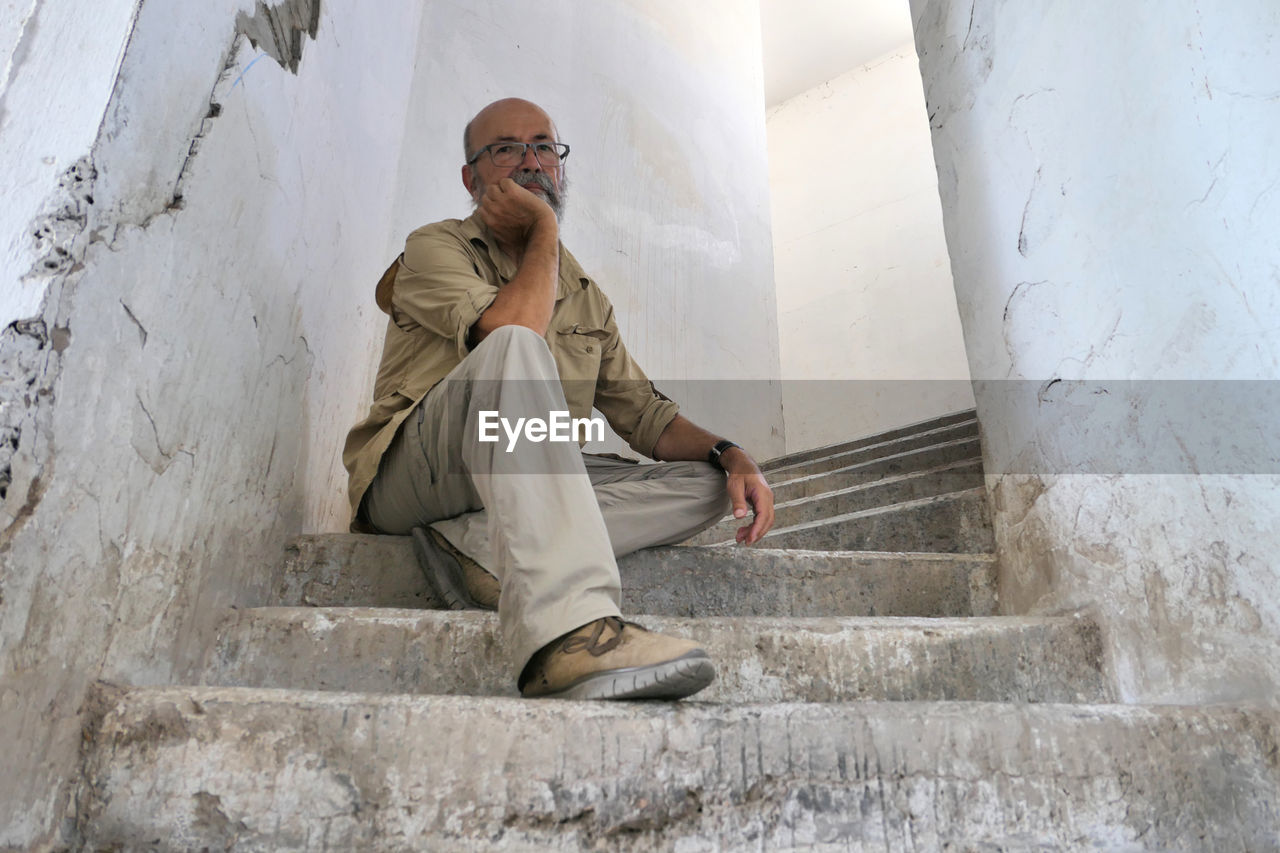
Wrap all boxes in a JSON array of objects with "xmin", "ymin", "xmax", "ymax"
[{"xmin": 552, "ymin": 323, "xmax": 606, "ymax": 419}]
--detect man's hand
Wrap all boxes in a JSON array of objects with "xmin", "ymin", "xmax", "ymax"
[
  {"xmin": 468, "ymin": 177, "xmax": 561, "ymax": 344},
  {"xmin": 651, "ymin": 415, "xmax": 777, "ymax": 545},
  {"xmin": 720, "ymin": 447, "xmax": 775, "ymax": 544},
  {"xmin": 479, "ymin": 177, "xmax": 557, "ymax": 251}
]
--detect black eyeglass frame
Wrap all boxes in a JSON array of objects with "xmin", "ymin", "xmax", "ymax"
[{"xmin": 466, "ymin": 141, "xmax": 571, "ymax": 168}]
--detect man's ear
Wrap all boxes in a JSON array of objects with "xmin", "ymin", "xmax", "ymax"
[{"xmin": 462, "ymin": 164, "xmax": 477, "ymax": 196}]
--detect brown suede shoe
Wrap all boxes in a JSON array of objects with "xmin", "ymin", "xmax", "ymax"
[
  {"xmin": 410, "ymin": 526, "xmax": 500, "ymax": 610},
  {"xmin": 519, "ymin": 616, "xmax": 715, "ymax": 700}
]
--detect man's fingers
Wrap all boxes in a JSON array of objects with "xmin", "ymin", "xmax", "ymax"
[
  {"xmin": 747, "ymin": 493, "xmax": 774, "ymax": 543},
  {"xmin": 736, "ymin": 478, "xmax": 775, "ymax": 545}
]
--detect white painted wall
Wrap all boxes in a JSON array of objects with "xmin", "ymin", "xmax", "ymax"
[
  {"xmin": 0, "ymin": 0, "xmax": 140, "ymax": 324},
  {"xmin": 0, "ymin": 1, "xmax": 780, "ymax": 846},
  {"xmin": 912, "ymin": 0, "xmax": 1280, "ymax": 702},
  {"xmin": 768, "ymin": 45, "xmax": 973, "ymax": 452},
  {"xmin": 394, "ymin": 0, "xmax": 784, "ymax": 457},
  {"xmin": 1, "ymin": 2, "xmax": 424, "ymax": 844}
]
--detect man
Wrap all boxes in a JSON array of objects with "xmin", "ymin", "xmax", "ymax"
[{"xmin": 343, "ymin": 97, "xmax": 774, "ymax": 701}]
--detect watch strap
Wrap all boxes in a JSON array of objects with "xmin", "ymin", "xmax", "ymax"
[{"xmin": 708, "ymin": 439, "xmax": 740, "ymax": 470}]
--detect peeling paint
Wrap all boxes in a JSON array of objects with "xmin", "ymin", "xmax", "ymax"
[
  {"xmin": 0, "ymin": 318, "xmax": 49, "ymax": 507},
  {"xmin": 234, "ymin": 0, "xmax": 321, "ymax": 75},
  {"xmin": 24, "ymin": 157, "xmax": 96, "ymax": 280}
]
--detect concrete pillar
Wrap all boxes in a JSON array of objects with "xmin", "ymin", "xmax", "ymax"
[{"xmin": 911, "ymin": 0, "xmax": 1280, "ymax": 702}]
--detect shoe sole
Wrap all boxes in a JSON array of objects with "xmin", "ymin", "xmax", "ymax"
[
  {"xmin": 410, "ymin": 526, "xmax": 477, "ymax": 611},
  {"xmin": 533, "ymin": 651, "xmax": 715, "ymax": 701}
]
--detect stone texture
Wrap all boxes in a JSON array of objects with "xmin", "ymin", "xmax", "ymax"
[
  {"xmin": 769, "ymin": 435, "xmax": 981, "ymax": 504},
  {"xmin": 78, "ymin": 687, "xmax": 1280, "ymax": 852},
  {"xmin": 732, "ymin": 487, "xmax": 994, "ymax": 553},
  {"xmin": 765, "ymin": 417, "xmax": 978, "ymax": 481},
  {"xmin": 761, "ymin": 408, "xmax": 975, "ymax": 471},
  {"xmin": 274, "ymin": 533, "xmax": 435, "ymax": 610},
  {"xmin": 688, "ymin": 458, "xmax": 983, "ymax": 545},
  {"xmin": 202, "ymin": 609, "xmax": 1108, "ymax": 703},
  {"xmin": 911, "ymin": 0, "xmax": 1280, "ymax": 704},
  {"xmin": 615, "ymin": 547, "xmax": 998, "ymax": 619},
  {"xmin": 2, "ymin": 5, "xmax": 787, "ymax": 846},
  {"xmin": 276, "ymin": 535, "xmax": 999, "ymax": 617},
  {"xmin": 74, "ymin": 418, "xmax": 1280, "ymax": 850}
]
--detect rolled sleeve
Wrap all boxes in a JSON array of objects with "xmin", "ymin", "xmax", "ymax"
[
  {"xmin": 393, "ymin": 225, "xmax": 498, "ymax": 360},
  {"xmin": 592, "ymin": 303, "xmax": 680, "ymax": 458}
]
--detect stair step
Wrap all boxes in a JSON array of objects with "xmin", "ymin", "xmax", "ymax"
[
  {"xmin": 203, "ymin": 609, "xmax": 1108, "ymax": 703},
  {"xmin": 764, "ymin": 417, "xmax": 978, "ymax": 480},
  {"xmin": 689, "ymin": 458, "xmax": 983, "ymax": 545},
  {"xmin": 770, "ymin": 435, "xmax": 981, "ymax": 504},
  {"xmin": 80, "ymin": 686, "xmax": 1280, "ymax": 851},
  {"xmin": 760, "ymin": 408, "xmax": 977, "ymax": 471},
  {"xmin": 276, "ymin": 537, "xmax": 997, "ymax": 617},
  {"xmin": 713, "ymin": 487, "xmax": 994, "ymax": 553}
]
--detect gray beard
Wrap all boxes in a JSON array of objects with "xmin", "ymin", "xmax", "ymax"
[{"xmin": 471, "ymin": 170, "xmax": 567, "ymax": 220}]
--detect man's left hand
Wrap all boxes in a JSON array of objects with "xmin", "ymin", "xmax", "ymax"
[{"xmin": 720, "ymin": 447, "xmax": 774, "ymax": 544}]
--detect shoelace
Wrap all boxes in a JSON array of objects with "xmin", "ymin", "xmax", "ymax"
[{"xmin": 560, "ymin": 616, "xmax": 635, "ymax": 657}]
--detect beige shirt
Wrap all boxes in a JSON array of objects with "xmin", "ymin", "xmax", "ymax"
[{"xmin": 342, "ymin": 212, "xmax": 680, "ymax": 529}]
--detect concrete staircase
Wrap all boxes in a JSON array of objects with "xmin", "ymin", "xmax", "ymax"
[{"xmin": 74, "ymin": 410, "xmax": 1280, "ymax": 850}]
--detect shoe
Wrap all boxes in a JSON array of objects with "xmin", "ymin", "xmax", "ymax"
[
  {"xmin": 519, "ymin": 616, "xmax": 715, "ymax": 700},
  {"xmin": 411, "ymin": 526, "xmax": 500, "ymax": 610}
]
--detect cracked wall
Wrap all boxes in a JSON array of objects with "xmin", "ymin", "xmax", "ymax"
[
  {"xmin": 1, "ymin": 0, "xmax": 782, "ymax": 847},
  {"xmin": 912, "ymin": 0, "xmax": 1280, "ymax": 702},
  {"xmin": 0, "ymin": 0, "xmax": 425, "ymax": 847}
]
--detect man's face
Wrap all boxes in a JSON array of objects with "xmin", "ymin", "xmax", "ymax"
[{"xmin": 463, "ymin": 100, "xmax": 567, "ymax": 218}]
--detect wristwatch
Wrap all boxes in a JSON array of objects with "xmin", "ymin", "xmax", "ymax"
[{"xmin": 707, "ymin": 439, "xmax": 741, "ymax": 470}]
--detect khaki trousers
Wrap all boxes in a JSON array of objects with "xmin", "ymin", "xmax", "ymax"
[{"xmin": 362, "ymin": 325, "xmax": 728, "ymax": 676}]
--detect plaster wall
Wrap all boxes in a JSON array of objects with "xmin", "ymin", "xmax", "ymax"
[
  {"xmin": 912, "ymin": 0, "xmax": 1280, "ymax": 702},
  {"xmin": 0, "ymin": 0, "xmax": 140, "ymax": 323},
  {"xmin": 0, "ymin": 0, "xmax": 424, "ymax": 845},
  {"xmin": 393, "ymin": 0, "xmax": 784, "ymax": 458},
  {"xmin": 0, "ymin": 1, "xmax": 780, "ymax": 847},
  {"xmin": 767, "ymin": 46, "xmax": 972, "ymax": 453}
]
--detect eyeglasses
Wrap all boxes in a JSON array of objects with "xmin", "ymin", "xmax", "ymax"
[{"xmin": 467, "ymin": 141, "xmax": 570, "ymax": 168}]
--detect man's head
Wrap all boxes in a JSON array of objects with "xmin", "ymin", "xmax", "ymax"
[{"xmin": 462, "ymin": 98, "xmax": 568, "ymax": 218}]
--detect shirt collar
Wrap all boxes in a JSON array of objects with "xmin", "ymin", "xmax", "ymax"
[{"xmin": 461, "ymin": 209, "xmax": 587, "ymax": 301}]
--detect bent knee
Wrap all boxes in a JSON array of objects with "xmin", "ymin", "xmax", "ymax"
[
  {"xmin": 467, "ymin": 324, "xmax": 555, "ymax": 374},
  {"xmin": 475, "ymin": 323, "xmax": 547, "ymax": 350},
  {"xmin": 690, "ymin": 460, "xmax": 728, "ymax": 492},
  {"xmin": 686, "ymin": 462, "xmax": 731, "ymax": 517}
]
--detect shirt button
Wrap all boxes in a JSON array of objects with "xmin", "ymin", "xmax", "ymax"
[{"xmin": 585, "ymin": 345, "xmax": 594, "ymax": 353}]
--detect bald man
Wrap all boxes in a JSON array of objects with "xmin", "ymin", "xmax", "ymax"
[{"xmin": 343, "ymin": 98, "xmax": 774, "ymax": 700}]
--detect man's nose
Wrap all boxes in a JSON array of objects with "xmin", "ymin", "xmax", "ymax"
[{"xmin": 517, "ymin": 145, "xmax": 543, "ymax": 171}]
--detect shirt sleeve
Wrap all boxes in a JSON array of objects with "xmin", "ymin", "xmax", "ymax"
[
  {"xmin": 391, "ymin": 225, "xmax": 498, "ymax": 361},
  {"xmin": 592, "ymin": 297, "xmax": 680, "ymax": 458}
]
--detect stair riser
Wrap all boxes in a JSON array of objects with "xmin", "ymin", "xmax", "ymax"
[
  {"xmin": 767, "ymin": 420, "xmax": 978, "ymax": 481},
  {"xmin": 770, "ymin": 437, "xmax": 982, "ymax": 503},
  {"xmin": 204, "ymin": 613, "xmax": 1109, "ymax": 703},
  {"xmin": 761, "ymin": 489, "xmax": 993, "ymax": 553},
  {"xmin": 277, "ymin": 539, "xmax": 998, "ymax": 617},
  {"xmin": 688, "ymin": 463, "xmax": 983, "ymax": 545},
  {"xmin": 617, "ymin": 549, "xmax": 997, "ymax": 617},
  {"xmin": 80, "ymin": 690, "xmax": 1280, "ymax": 852},
  {"xmin": 760, "ymin": 410, "xmax": 976, "ymax": 472}
]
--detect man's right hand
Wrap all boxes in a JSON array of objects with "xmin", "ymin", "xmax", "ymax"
[
  {"xmin": 479, "ymin": 177, "xmax": 557, "ymax": 251},
  {"xmin": 468, "ymin": 177, "xmax": 561, "ymax": 345}
]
